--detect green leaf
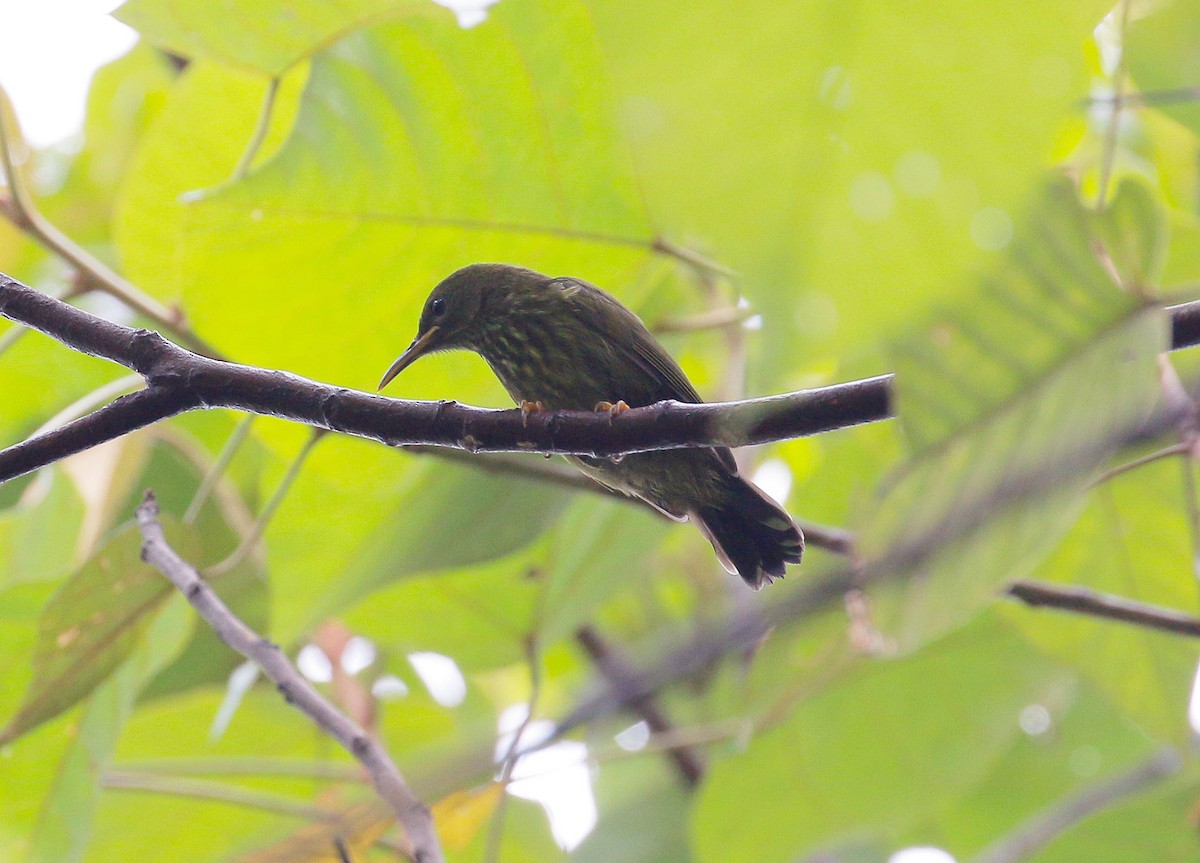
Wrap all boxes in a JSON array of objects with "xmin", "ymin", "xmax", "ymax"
[
  {"xmin": 860, "ymin": 178, "xmax": 1166, "ymax": 648},
  {"xmin": 584, "ymin": 0, "xmax": 1112, "ymax": 380},
  {"xmin": 27, "ymin": 596, "xmax": 193, "ymax": 863},
  {"xmin": 0, "ymin": 469, "xmax": 85, "ymax": 588},
  {"xmin": 300, "ymin": 457, "xmax": 570, "ymax": 631},
  {"xmin": 115, "ymin": 0, "xmax": 437, "ymax": 76},
  {"xmin": 0, "ymin": 519, "xmax": 196, "ymax": 745},
  {"xmin": 538, "ymin": 496, "xmax": 672, "ymax": 645},
  {"xmin": 691, "ymin": 616, "xmax": 1070, "ymax": 863}
]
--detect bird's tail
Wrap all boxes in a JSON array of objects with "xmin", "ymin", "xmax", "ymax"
[{"xmin": 694, "ymin": 476, "xmax": 804, "ymax": 589}]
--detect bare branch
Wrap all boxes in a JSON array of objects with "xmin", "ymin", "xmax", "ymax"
[
  {"xmin": 134, "ymin": 491, "xmax": 443, "ymax": 863},
  {"xmin": 575, "ymin": 625, "xmax": 705, "ymax": 788},
  {"xmin": 3, "ymin": 273, "xmax": 1199, "ymax": 506},
  {"xmin": 1006, "ymin": 580, "xmax": 1200, "ymax": 638},
  {"xmin": 0, "ymin": 273, "xmax": 891, "ymax": 484},
  {"xmin": 969, "ymin": 748, "xmax": 1181, "ymax": 863}
]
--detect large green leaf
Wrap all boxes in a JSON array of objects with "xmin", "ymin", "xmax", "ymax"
[
  {"xmin": 116, "ymin": 0, "xmax": 434, "ymax": 76},
  {"xmin": 690, "ymin": 617, "xmax": 1072, "ymax": 863},
  {"xmin": 584, "ymin": 0, "xmax": 1113, "ymax": 381},
  {"xmin": 0, "ymin": 522, "xmax": 185, "ymax": 745},
  {"xmin": 859, "ymin": 179, "xmax": 1166, "ymax": 648},
  {"xmin": 27, "ymin": 597, "xmax": 193, "ymax": 863}
]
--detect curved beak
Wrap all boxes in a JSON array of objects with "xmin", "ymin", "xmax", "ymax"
[{"xmin": 377, "ymin": 325, "xmax": 441, "ymax": 391}]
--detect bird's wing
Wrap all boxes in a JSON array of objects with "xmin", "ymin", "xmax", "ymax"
[
  {"xmin": 553, "ymin": 277, "xmax": 738, "ymax": 473},
  {"xmin": 553, "ymin": 277, "xmax": 702, "ymax": 404}
]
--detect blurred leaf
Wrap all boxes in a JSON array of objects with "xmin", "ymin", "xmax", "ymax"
[
  {"xmin": 539, "ymin": 496, "xmax": 672, "ymax": 645},
  {"xmin": 230, "ymin": 801, "xmax": 393, "ymax": 863},
  {"xmin": 860, "ymin": 178, "xmax": 1166, "ymax": 648},
  {"xmin": 116, "ymin": 0, "xmax": 435, "ymax": 75},
  {"xmin": 433, "ymin": 782, "xmax": 504, "ymax": 851},
  {"xmin": 28, "ymin": 596, "xmax": 193, "ymax": 863},
  {"xmin": 1003, "ymin": 457, "xmax": 1199, "ymax": 741},
  {"xmin": 691, "ymin": 616, "xmax": 1073, "ymax": 863},
  {"xmin": 1088, "ymin": 176, "xmax": 1170, "ymax": 290},
  {"xmin": 0, "ymin": 519, "xmax": 196, "ymax": 745},
  {"xmin": 117, "ymin": 1, "xmax": 653, "ymax": 392},
  {"xmin": 904, "ymin": 672, "xmax": 1159, "ymax": 856},
  {"xmin": 302, "ymin": 459, "xmax": 570, "ymax": 629},
  {"xmin": 1127, "ymin": 0, "xmax": 1200, "ymax": 137},
  {"xmin": 573, "ymin": 759, "xmax": 691, "ymax": 863},
  {"xmin": 0, "ymin": 469, "xmax": 85, "ymax": 587},
  {"xmin": 584, "ymin": 0, "xmax": 1112, "ymax": 381}
]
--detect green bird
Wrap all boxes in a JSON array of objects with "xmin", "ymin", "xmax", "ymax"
[{"xmin": 378, "ymin": 264, "xmax": 803, "ymax": 588}]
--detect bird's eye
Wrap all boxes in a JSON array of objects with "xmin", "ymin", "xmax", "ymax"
[{"xmin": 430, "ymin": 298, "xmax": 447, "ymax": 318}]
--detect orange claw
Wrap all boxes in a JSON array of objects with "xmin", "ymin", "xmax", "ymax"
[
  {"xmin": 594, "ymin": 400, "xmax": 630, "ymax": 418},
  {"xmin": 519, "ymin": 400, "xmax": 545, "ymax": 427}
]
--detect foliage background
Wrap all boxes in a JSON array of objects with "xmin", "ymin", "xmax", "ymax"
[{"xmin": 2, "ymin": 0, "xmax": 1200, "ymax": 860}]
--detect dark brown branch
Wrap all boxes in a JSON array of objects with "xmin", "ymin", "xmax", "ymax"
[
  {"xmin": 0, "ymin": 386, "xmax": 194, "ymax": 481},
  {"xmin": 3, "ymin": 275, "xmax": 1199, "ymax": 491},
  {"xmin": 575, "ymin": 625, "xmax": 705, "ymax": 788},
  {"xmin": 134, "ymin": 491, "xmax": 443, "ymax": 863},
  {"xmin": 0, "ymin": 272, "xmax": 890, "ymax": 484},
  {"xmin": 1006, "ymin": 580, "xmax": 1200, "ymax": 638},
  {"xmin": 969, "ymin": 748, "xmax": 1181, "ymax": 863}
]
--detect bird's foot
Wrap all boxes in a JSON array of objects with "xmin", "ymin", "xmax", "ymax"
[
  {"xmin": 519, "ymin": 400, "xmax": 545, "ymax": 427},
  {"xmin": 594, "ymin": 400, "xmax": 630, "ymax": 420}
]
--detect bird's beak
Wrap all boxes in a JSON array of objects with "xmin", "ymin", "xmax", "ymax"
[{"xmin": 377, "ymin": 325, "xmax": 441, "ymax": 391}]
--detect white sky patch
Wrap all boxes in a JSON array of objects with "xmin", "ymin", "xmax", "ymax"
[
  {"xmin": 1187, "ymin": 658, "xmax": 1200, "ymax": 734},
  {"xmin": 495, "ymin": 704, "xmax": 597, "ymax": 850},
  {"xmin": 209, "ymin": 661, "xmax": 260, "ymax": 742},
  {"xmin": 889, "ymin": 847, "xmax": 957, "ymax": 863},
  {"xmin": 297, "ymin": 644, "xmax": 334, "ymax": 683},
  {"xmin": 615, "ymin": 720, "xmax": 650, "ymax": 752},
  {"xmin": 372, "ymin": 674, "xmax": 410, "ymax": 700},
  {"xmin": 752, "ymin": 458, "xmax": 793, "ymax": 507},
  {"xmin": 341, "ymin": 636, "xmax": 377, "ymax": 675},
  {"xmin": 433, "ymin": 0, "xmax": 501, "ymax": 28},
  {"xmin": 1019, "ymin": 703, "xmax": 1052, "ymax": 737},
  {"xmin": 408, "ymin": 651, "xmax": 468, "ymax": 707},
  {"xmin": 0, "ymin": 0, "xmax": 137, "ymax": 147}
]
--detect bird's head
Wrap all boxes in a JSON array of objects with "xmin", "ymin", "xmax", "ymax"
[{"xmin": 377, "ymin": 263, "xmax": 541, "ymax": 391}]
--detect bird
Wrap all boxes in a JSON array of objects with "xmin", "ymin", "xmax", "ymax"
[{"xmin": 378, "ymin": 263, "xmax": 803, "ymax": 588}]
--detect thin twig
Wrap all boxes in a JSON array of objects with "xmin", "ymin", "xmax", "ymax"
[
  {"xmin": 205, "ymin": 427, "xmax": 325, "ymax": 577},
  {"xmin": 113, "ymin": 758, "xmax": 365, "ymax": 782},
  {"xmin": 135, "ymin": 491, "xmax": 444, "ymax": 863},
  {"xmin": 1006, "ymin": 579, "xmax": 1200, "ymax": 638},
  {"xmin": 1084, "ymin": 86, "xmax": 1200, "ymax": 108},
  {"xmin": 653, "ymin": 305, "xmax": 755, "ymax": 334},
  {"xmin": 1096, "ymin": 0, "xmax": 1132, "ymax": 209},
  {"xmin": 575, "ymin": 625, "xmax": 705, "ymax": 787},
  {"xmin": 969, "ymin": 748, "xmax": 1180, "ymax": 863},
  {"xmin": 232, "ymin": 77, "xmax": 280, "ymax": 181},
  {"xmin": 484, "ymin": 636, "xmax": 543, "ymax": 863},
  {"xmin": 104, "ymin": 770, "xmax": 344, "ymax": 823},
  {"xmin": 184, "ymin": 414, "xmax": 258, "ymax": 524},
  {"xmin": 1090, "ymin": 441, "xmax": 1189, "ymax": 486}
]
